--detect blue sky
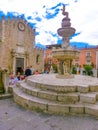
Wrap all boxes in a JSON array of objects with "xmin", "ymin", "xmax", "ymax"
[{"xmin": 0, "ymin": 0, "xmax": 98, "ymax": 48}]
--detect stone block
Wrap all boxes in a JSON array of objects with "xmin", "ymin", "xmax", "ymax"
[
  {"xmin": 54, "ymin": 85, "xmax": 77, "ymax": 93},
  {"xmin": 80, "ymin": 93, "xmax": 96, "ymax": 104},
  {"xmin": 27, "ymin": 89, "xmax": 32, "ymax": 95},
  {"xmin": 27, "ymin": 80, "xmax": 36, "ymax": 88},
  {"xmin": 38, "ymin": 91, "xmax": 57, "ymax": 101},
  {"xmin": 22, "ymin": 87, "xmax": 27, "ymax": 93},
  {"xmin": 70, "ymin": 104, "xmax": 84, "ymax": 114},
  {"xmin": 40, "ymin": 84, "xmax": 49, "ymax": 90},
  {"xmin": 77, "ymin": 85, "xmax": 89, "ymax": 93},
  {"xmin": 8, "ymin": 85, "xmax": 13, "ymax": 93},
  {"xmin": 48, "ymin": 103, "xmax": 69, "ymax": 114},
  {"xmin": 14, "ymin": 93, "xmax": 29, "ymax": 109},
  {"xmin": 57, "ymin": 93, "xmax": 79, "ymax": 103},
  {"xmin": 31, "ymin": 89, "xmax": 38, "ymax": 97},
  {"xmin": 28, "ymin": 98, "xmax": 47, "ymax": 112},
  {"xmin": 95, "ymin": 92, "xmax": 98, "ymax": 100},
  {"xmin": 89, "ymin": 85, "xmax": 98, "ymax": 92},
  {"xmin": 35, "ymin": 83, "xmax": 42, "ymax": 89},
  {"xmin": 85, "ymin": 105, "xmax": 98, "ymax": 117}
]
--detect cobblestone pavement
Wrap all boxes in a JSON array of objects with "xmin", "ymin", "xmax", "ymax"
[{"xmin": 0, "ymin": 98, "xmax": 98, "ymax": 130}]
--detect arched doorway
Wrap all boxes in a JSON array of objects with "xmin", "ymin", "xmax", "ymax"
[{"xmin": 16, "ymin": 58, "xmax": 24, "ymax": 74}]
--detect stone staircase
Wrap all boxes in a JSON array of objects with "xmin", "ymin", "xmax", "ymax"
[{"xmin": 13, "ymin": 74, "xmax": 98, "ymax": 117}]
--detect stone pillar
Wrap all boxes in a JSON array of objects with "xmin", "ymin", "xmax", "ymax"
[
  {"xmin": 62, "ymin": 37, "xmax": 70, "ymax": 48},
  {"xmin": 0, "ymin": 69, "xmax": 7, "ymax": 94},
  {"xmin": 58, "ymin": 60, "xmax": 64, "ymax": 75},
  {"xmin": 13, "ymin": 56, "xmax": 16, "ymax": 75},
  {"xmin": 2, "ymin": 71, "xmax": 8, "ymax": 93}
]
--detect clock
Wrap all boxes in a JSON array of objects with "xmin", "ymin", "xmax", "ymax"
[{"xmin": 18, "ymin": 22, "xmax": 25, "ymax": 31}]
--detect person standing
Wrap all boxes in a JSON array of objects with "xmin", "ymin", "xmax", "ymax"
[
  {"xmin": 24, "ymin": 66, "xmax": 32, "ymax": 77},
  {"xmin": 30, "ymin": 65, "xmax": 34, "ymax": 75}
]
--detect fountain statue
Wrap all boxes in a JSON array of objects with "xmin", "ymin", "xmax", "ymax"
[{"xmin": 52, "ymin": 5, "xmax": 80, "ymax": 78}]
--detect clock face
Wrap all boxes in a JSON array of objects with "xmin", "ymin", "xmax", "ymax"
[{"xmin": 18, "ymin": 22, "xmax": 25, "ymax": 31}]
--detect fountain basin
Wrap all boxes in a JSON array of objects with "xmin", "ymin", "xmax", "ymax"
[
  {"xmin": 52, "ymin": 48, "xmax": 79, "ymax": 60},
  {"xmin": 57, "ymin": 27, "xmax": 76, "ymax": 37}
]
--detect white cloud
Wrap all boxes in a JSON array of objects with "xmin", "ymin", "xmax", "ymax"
[
  {"xmin": 69, "ymin": 0, "xmax": 98, "ymax": 45},
  {"xmin": 0, "ymin": 0, "xmax": 98, "ymax": 46}
]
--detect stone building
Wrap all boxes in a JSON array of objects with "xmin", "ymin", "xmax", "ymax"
[
  {"xmin": 78, "ymin": 46, "xmax": 98, "ymax": 69},
  {"xmin": 0, "ymin": 16, "xmax": 44, "ymax": 74}
]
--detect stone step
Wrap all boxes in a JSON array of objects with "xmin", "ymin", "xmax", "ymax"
[
  {"xmin": 26, "ymin": 78, "xmax": 98, "ymax": 93},
  {"xmin": 85, "ymin": 104, "xmax": 98, "ymax": 117},
  {"xmin": 13, "ymin": 86, "xmax": 98, "ymax": 117},
  {"xmin": 26, "ymin": 78, "xmax": 77, "ymax": 93},
  {"xmin": 13, "ymin": 86, "xmax": 84, "ymax": 114},
  {"xmin": 16, "ymin": 81, "xmax": 98, "ymax": 104},
  {"xmin": 17, "ymin": 81, "xmax": 79, "ymax": 104},
  {"xmin": 0, "ymin": 93, "xmax": 13, "ymax": 99}
]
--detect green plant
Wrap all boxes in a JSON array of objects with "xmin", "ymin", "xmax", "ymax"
[
  {"xmin": 72, "ymin": 65, "xmax": 77, "ymax": 74},
  {"xmin": 52, "ymin": 63, "xmax": 58, "ymax": 73},
  {"xmin": 83, "ymin": 64, "xmax": 93, "ymax": 75}
]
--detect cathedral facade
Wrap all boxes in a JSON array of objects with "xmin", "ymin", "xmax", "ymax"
[{"xmin": 0, "ymin": 16, "xmax": 44, "ymax": 74}]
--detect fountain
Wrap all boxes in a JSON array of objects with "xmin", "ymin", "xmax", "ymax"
[
  {"xmin": 52, "ymin": 5, "xmax": 80, "ymax": 78},
  {"xmin": 12, "ymin": 5, "xmax": 98, "ymax": 117}
]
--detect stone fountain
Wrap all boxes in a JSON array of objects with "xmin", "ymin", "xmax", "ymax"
[{"xmin": 52, "ymin": 5, "xmax": 80, "ymax": 78}]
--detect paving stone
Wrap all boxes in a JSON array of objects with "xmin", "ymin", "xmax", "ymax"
[{"xmin": 1, "ymin": 98, "xmax": 98, "ymax": 130}]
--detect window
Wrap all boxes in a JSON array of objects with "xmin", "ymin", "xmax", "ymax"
[
  {"xmin": 86, "ymin": 52, "xmax": 91, "ymax": 56},
  {"xmin": 86, "ymin": 52, "xmax": 91, "ymax": 62},
  {"xmin": 36, "ymin": 54, "xmax": 40, "ymax": 63}
]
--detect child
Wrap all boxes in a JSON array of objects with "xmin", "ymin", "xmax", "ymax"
[{"xmin": 9, "ymin": 72, "xmax": 15, "ymax": 85}]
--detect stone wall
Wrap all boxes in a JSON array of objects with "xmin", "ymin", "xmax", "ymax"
[{"xmin": 0, "ymin": 17, "xmax": 44, "ymax": 74}]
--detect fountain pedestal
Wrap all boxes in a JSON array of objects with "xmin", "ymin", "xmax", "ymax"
[{"xmin": 53, "ymin": 47, "xmax": 79, "ymax": 78}]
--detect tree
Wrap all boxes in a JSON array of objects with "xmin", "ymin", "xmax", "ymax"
[{"xmin": 83, "ymin": 64, "xmax": 93, "ymax": 76}]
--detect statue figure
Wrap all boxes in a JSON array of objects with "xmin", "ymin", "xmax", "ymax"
[{"xmin": 61, "ymin": 5, "xmax": 68, "ymax": 18}]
